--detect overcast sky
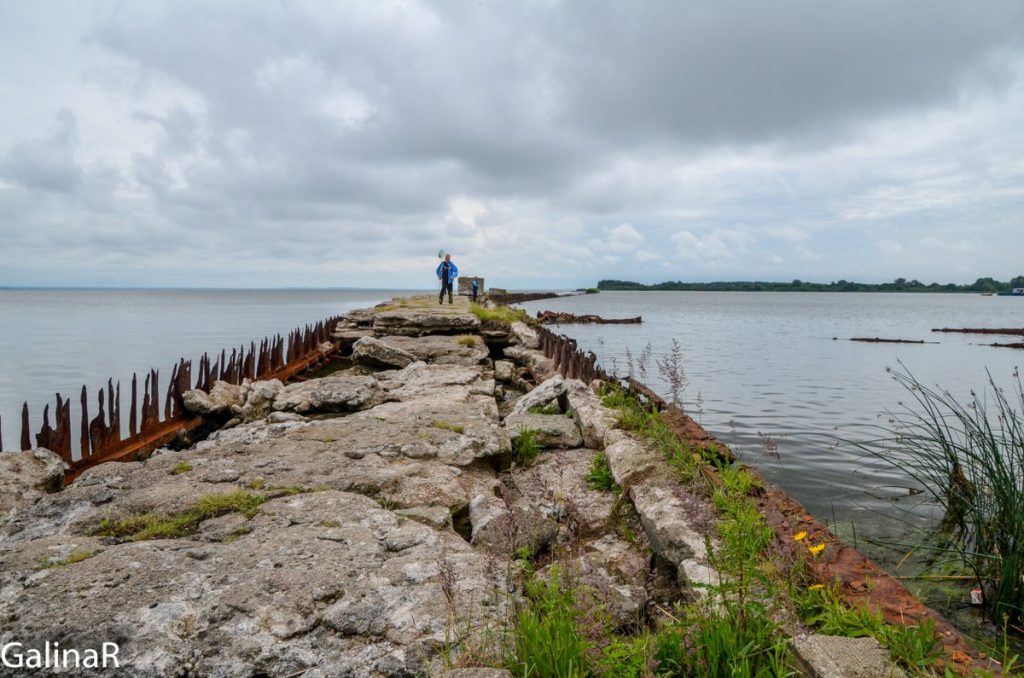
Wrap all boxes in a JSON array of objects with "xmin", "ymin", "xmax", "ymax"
[{"xmin": 1, "ymin": 1, "xmax": 1022, "ymax": 289}]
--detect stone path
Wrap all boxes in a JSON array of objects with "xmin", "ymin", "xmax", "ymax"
[{"xmin": 0, "ymin": 295, "xmax": 913, "ymax": 678}]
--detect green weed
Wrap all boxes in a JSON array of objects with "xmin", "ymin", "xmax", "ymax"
[
  {"xmin": 170, "ymin": 461, "xmax": 192, "ymax": 475},
  {"xmin": 528, "ymin": 402, "xmax": 563, "ymax": 416},
  {"xmin": 585, "ymin": 452, "xmax": 619, "ymax": 493},
  {"xmin": 470, "ymin": 303, "xmax": 527, "ymax": 325},
  {"xmin": 433, "ymin": 420, "xmax": 466, "ymax": 434},
  {"xmin": 37, "ymin": 549, "xmax": 93, "ymax": 570},
  {"xmin": 511, "ymin": 428, "xmax": 543, "ymax": 466},
  {"xmin": 93, "ymin": 490, "xmax": 268, "ymax": 542}
]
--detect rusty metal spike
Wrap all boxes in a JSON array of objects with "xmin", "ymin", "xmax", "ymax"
[
  {"xmin": 61, "ymin": 396, "xmax": 72, "ymax": 460},
  {"xmin": 21, "ymin": 402, "xmax": 30, "ymax": 450},
  {"xmin": 35, "ymin": 403, "xmax": 52, "ymax": 451},
  {"xmin": 151, "ymin": 369, "xmax": 160, "ymax": 423},
  {"xmin": 129, "ymin": 375, "xmax": 138, "ymax": 437},
  {"xmin": 90, "ymin": 390, "xmax": 108, "ymax": 456},
  {"xmin": 111, "ymin": 380, "xmax": 121, "ymax": 444},
  {"xmin": 107, "ymin": 379, "xmax": 114, "ymax": 427},
  {"xmin": 81, "ymin": 386, "xmax": 90, "ymax": 457},
  {"xmin": 142, "ymin": 373, "xmax": 152, "ymax": 432}
]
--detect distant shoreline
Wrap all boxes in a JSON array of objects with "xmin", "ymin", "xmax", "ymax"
[{"xmin": 597, "ymin": 277, "xmax": 1024, "ymax": 294}]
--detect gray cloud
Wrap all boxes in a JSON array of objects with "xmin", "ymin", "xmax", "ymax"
[{"xmin": 0, "ymin": 0, "xmax": 1022, "ymax": 287}]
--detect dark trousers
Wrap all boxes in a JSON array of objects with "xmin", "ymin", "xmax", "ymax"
[
  {"xmin": 439, "ymin": 278, "xmax": 453, "ymax": 303},
  {"xmin": 472, "ymin": 288, "xmax": 478, "ymax": 302}
]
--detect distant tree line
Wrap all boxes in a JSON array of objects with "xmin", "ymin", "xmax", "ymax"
[{"xmin": 596, "ymin": 276, "xmax": 1024, "ymax": 293}]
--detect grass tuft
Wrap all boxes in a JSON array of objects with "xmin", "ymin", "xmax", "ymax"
[
  {"xmin": 528, "ymin": 402, "xmax": 563, "ymax": 416},
  {"xmin": 37, "ymin": 549, "xmax": 94, "ymax": 570},
  {"xmin": 170, "ymin": 461, "xmax": 192, "ymax": 475},
  {"xmin": 585, "ymin": 452, "xmax": 619, "ymax": 493},
  {"xmin": 433, "ymin": 420, "xmax": 466, "ymax": 434},
  {"xmin": 457, "ymin": 335, "xmax": 479, "ymax": 347},
  {"xmin": 470, "ymin": 303, "xmax": 527, "ymax": 325},
  {"xmin": 511, "ymin": 428, "xmax": 543, "ymax": 466},
  {"xmin": 93, "ymin": 490, "xmax": 268, "ymax": 542}
]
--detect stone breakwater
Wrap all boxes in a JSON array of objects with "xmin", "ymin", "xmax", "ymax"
[{"xmin": 0, "ymin": 295, "xmax": 949, "ymax": 677}]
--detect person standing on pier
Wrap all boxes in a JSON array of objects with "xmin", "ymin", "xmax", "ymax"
[
  {"xmin": 471, "ymin": 278, "xmax": 479, "ymax": 302},
  {"xmin": 437, "ymin": 253, "xmax": 458, "ymax": 304}
]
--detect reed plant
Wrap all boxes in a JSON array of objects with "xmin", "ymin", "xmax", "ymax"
[{"xmin": 855, "ymin": 365, "xmax": 1024, "ymax": 629}]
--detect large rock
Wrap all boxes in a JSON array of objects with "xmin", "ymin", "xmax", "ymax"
[
  {"xmin": 494, "ymin": 360, "xmax": 514, "ymax": 382},
  {"xmin": 468, "ymin": 492, "xmax": 558, "ymax": 555},
  {"xmin": 510, "ymin": 321, "xmax": 539, "ymax": 349},
  {"xmin": 502, "ymin": 345, "xmax": 557, "ymax": 382},
  {"xmin": 565, "ymin": 379, "xmax": 619, "ymax": 449},
  {"xmin": 0, "ymin": 491, "xmax": 504, "ymax": 677},
  {"xmin": 0, "ymin": 449, "xmax": 67, "ymax": 527},
  {"xmin": 513, "ymin": 448, "xmax": 615, "ymax": 536},
  {"xmin": 373, "ymin": 311, "xmax": 480, "ymax": 338},
  {"xmin": 379, "ymin": 362, "xmax": 494, "ymax": 403},
  {"xmin": 790, "ymin": 634, "xmax": 909, "ymax": 678},
  {"xmin": 273, "ymin": 374, "xmax": 382, "ymax": 413},
  {"xmin": 352, "ymin": 336, "xmax": 417, "ymax": 369},
  {"xmin": 603, "ymin": 429, "xmax": 664, "ymax": 487},
  {"xmin": 333, "ymin": 328, "xmax": 374, "ymax": 354},
  {"xmin": 182, "ymin": 380, "xmax": 244, "ymax": 415},
  {"xmin": 503, "ymin": 413, "xmax": 583, "ymax": 449},
  {"xmin": 376, "ymin": 335, "xmax": 489, "ymax": 367},
  {"xmin": 509, "ymin": 374, "xmax": 566, "ymax": 416},
  {"xmin": 238, "ymin": 379, "xmax": 284, "ymax": 421},
  {"xmin": 629, "ymin": 482, "xmax": 717, "ymax": 591}
]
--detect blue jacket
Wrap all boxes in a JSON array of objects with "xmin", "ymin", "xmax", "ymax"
[{"xmin": 436, "ymin": 260, "xmax": 458, "ymax": 282}]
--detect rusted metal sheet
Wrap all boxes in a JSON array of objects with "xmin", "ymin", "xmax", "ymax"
[
  {"xmin": 4, "ymin": 315, "xmax": 341, "ymax": 484},
  {"xmin": 535, "ymin": 325, "xmax": 609, "ymax": 385}
]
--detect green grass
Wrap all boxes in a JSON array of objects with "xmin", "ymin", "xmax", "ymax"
[
  {"xmin": 585, "ymin": 452, "xmax": 619, "ymax": 493},
  {"xmin": 528, "ymin": 402, "xmax": 563, "ymax": 415},
  {"xmin": 37, "ymin": 549, "xmax": 93, "ymax": 570},
  {"xmin": 457, "ymin": 335, "xmax": 479, "ymax": 347},
  {"xmin": 509, "ymin": 570, "xmax": 590, "ymax": 677},
  {"xmin": 470, "ymin": 303, "xmax": 527, "ymax": 325},
  {"xmin": 433, "ymin": 420, "xmax": 466, "ymax": 434},
  {"xmin": 94, "ymin": 490, "xmax": 268, "ymax": 542},
  {"xmin": 170, "ymin": 461, "xmax": 193, "ymax": 475},
  {"xmin": 598, "ymin": 383, "xmax": 961, "ymax": 676},
  {"xmin": 511, "ymin": 427, "xmax": 543, "ymax": 466},
  {"xmin": 795, "ymin": 584, "xmax": 946, "ymax": 673}
]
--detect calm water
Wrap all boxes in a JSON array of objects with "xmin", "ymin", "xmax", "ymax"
[
  {"xmin": 0, "ymin": 289, "xmax": 414, "ymax": 451},
  {"xmin": 521, "ymin": 291, "xmax": 1022, "ymax": 624}
]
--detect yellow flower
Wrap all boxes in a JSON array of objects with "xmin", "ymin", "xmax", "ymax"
[
  {"xmin": 808, "ymin": 543, "xmax": 826, "ymax": 556},
  {"xmin": 808, "ymin": 584, "xmax": 825, "ymax": 591},
  {"xmin": 793, "ymin": 531, "xmax": 808, "ymax": 542}
]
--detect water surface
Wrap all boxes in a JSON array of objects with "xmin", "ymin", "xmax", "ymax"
[{"xmin": 0, "ymin": 289, "xmax": 412, "ymax": 449}]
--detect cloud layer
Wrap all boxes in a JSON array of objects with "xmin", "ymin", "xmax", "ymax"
[{"xmin": 1, "ymin": 1, "xmax": 1022, "ymax": 288}]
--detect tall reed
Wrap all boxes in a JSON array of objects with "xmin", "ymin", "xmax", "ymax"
[{"xmin": 856, "ymin": 364, "xmax": 1024, "ymax": 629}]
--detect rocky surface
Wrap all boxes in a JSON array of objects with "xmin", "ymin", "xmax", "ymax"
[
  {"xmin": 183, "ymin": 380, "xmax": 244, "ymax": 415},
  {"xmin": 0, "ymin": 294, "xmax": 912, "ymax": 676},
  {"xmin": 791, "ymin": 634, "xmax": 909, "ymax": 678},
  {"xmin": 0, "ymin": 448, "xmax": 67, "ymax": 528},
  {"xmin": 273, "ymin": 373, "xmax": 383, "ymax": 413},
  {"xmin": 351, "ymin": 335, "xmax": 418, "ymax": 368},
  {"xmin": 375, "ymin": 334, "xmax": 490, "ymax": 367},
  {"xmin": 502, "ymin": 412, "xmax": 583, "ymax": 449}
]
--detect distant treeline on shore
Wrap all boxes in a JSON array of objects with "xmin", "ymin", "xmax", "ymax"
[{"xmin": 597, "ymin": 276, "xmax": 1024, "ymax": 293}]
